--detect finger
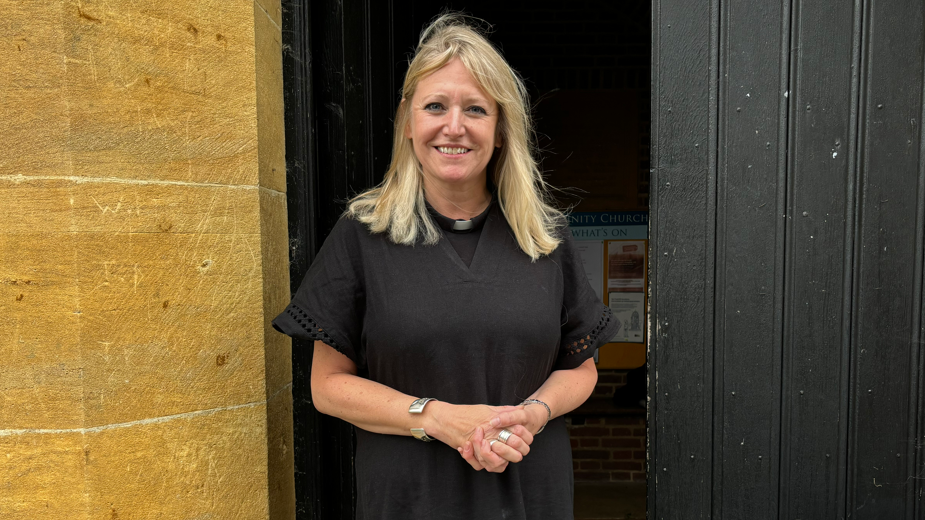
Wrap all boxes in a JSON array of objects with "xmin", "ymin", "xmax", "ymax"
[
  {"xmin": 459, "ymin": 442, "xmax": 483, "ymax": 471},
  {"xmin": 504, "ymin": 424, "xmax": 535, "ymax": 448},
  {"xmin": 495, "ymin": 432, "xmax": 531, "ymax": 458},
  {"xmin": 479, "ymin": 436, "xmax": 510, "ymax": 471},
  {"xmin": 489, "ymin": 409, "xmax": 530, "ymax": 429},
  {"xmin": 472, "ymin": 428, "xmax": 507, "ymax": 472},
  {"xmin": 490, "ymin": 439, "xmax": 525, "ymax": 463}
]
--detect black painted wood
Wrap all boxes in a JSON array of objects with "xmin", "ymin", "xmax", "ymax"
[
  {"xmin": 780, "ymin": 1, "xmax": 862, "ymax": 519},
  {"xmin": 281, "ymin": 1, "xmax": 324, "ymax": 517},
  {"xmin": 282, "ymin": 0, "xmax": 396, "ymax": 518},
  {"xmin": 653, "ymin": 0, "xmax": 925, "ymax": 518},
  {"xmin": 849, "ymin": 1, "xmax": 925, "ymax": 517},
  {"xmin": 713, "ymin": 1, "xmax": 788, "ymax": 517},
  {"xmin": 649, "ymin": 1, "xmax": 718, "ymax": 518}
]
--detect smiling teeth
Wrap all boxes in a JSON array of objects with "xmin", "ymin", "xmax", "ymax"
[{"xmin": 438, "ymin": 147, "xmax": 469, "ymax": 154}]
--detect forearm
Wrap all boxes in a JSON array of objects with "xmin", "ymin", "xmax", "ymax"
[
  {"xmin": 312, "ymin": 370, "xmax": 424, "ymax": 436},
  {"xmin": 522, "ymin": 358, "xmax": 598, "ymax": 431}
]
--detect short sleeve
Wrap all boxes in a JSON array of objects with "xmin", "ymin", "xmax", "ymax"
[
  {"xmin": 553, "ymin": 229, "xmax": 622, "ymax": 371},
  {"xmin": 272, "ymin": 217, "xmax": 366, "ymax": 368}
]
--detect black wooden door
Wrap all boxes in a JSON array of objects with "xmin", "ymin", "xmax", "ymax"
[
  {"xmin": 650, "ymin": 0, "xmax": 925, "ymax": 518},
  {"xmin": 282, "ymin": 0, "xmax": 397, "ymax": 518}
]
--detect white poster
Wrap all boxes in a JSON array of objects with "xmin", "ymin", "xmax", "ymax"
[
  {"xmin": 576, "ymin": 241, "xmax": 603, "ymax": 301},
  {"xmin": 608, "ymin": 292, "xmax": 645, "ymax": 343},
  {"xmin": 607, "ymin": 240, "xmax": 646, "ymax": 291}
]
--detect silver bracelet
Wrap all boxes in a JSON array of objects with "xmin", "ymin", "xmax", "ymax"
[{"xmin": 520, "ymin": 399, "xmax": 551, "ymax": 434}]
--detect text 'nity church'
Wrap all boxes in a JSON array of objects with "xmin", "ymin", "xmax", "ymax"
[{"xmin": 2, "ymin": 0, "xmax": 924, "ymax": 519}]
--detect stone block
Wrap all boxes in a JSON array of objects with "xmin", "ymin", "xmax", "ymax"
[
  {"xmin": 0, "ymin": 431, "xmax": 87, "ymax": 520},
  {"xmin": 77, "ymin": 230, "xmax": 266, "ymax": 426},
  {"xmin": 0, "ymin": 1, "xmax": 70, "ymax": 176},
  {"xmin": 260, "ymin": 189, "xmax": 290, "ymax": 398},
  {"xmin": 267, "ymin": 386, "xmax": 294, "ymax": 520},
  {"xmin": 85, "ymin": 404, "xmax": 269, "ymax": 519},
  {"xmin": 0, "ymin": 231, "xmax": 83, "ymax": 429},
  {"xmin": 255, "ymin": 0, "xmax": 282, "ymax": 30},
  {"xmin": 255, "ymin": 1, "xmax": 285, "ymax": 193},
  {"xmin": 61, "ymin": 0, "xmax": 259, "ymax": 185}
]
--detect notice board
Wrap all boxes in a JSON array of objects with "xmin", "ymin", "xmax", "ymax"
[{"xmin": 568, "ymin": 212, "xmax": 648, "ymax": 369}]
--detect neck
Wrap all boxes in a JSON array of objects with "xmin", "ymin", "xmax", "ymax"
[{"xmin": 423, "ymin": 178, "xmax": 491, "ymax": 220}]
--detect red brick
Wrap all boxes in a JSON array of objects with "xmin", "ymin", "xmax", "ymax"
[
  {"xmin": 580, "ymin": 460, "xmax": 601, "ymax": 470},
  {"xmin": 610, "ymin": 471, "xmax": 633, "ymax": 481},
  {"xmin": 632, "ymin": 472, "xmax": 647, "ymax": 482},
  {"xmin": 605, "ymin": 417, "xmax": 645, "ymax": 425},
  {"xmin": 611, "ymin": 450, "xmax": 633, "ymax": 460},
  {"xmin": 570, "ymin": 438, "xmax": 579, "ymax": 448},
  {"xmin": 633, "ymin": 428, "xmax": 646, "ymax": 436},
  {"xmin": 579, "ymin": 438, "xmax": 600, "ymax": 448},
  {"xmin": 571, "ymin": 427, "xmax": 610, "ymax": 437},
  {"xmin": 573, "ymin": 461, "xmax": 579, "ymax": 470},
  {"xmin": 633, "ymin": 450, "xmax": 646, "ymax": 460},
  {"xmin": 602, "ymin": 438, "xmax": 642, "ymax": 448},
  {"xmin": 603, "ymin": 461, "xmax": 643, "ymax": 471},
  {"xmin": 572, "ymin": 449, "xmax": 610, "ymax": 460},
  {"xmin": 574, "ymin": 471, "xmax": 611, "ymax": 481},
  {"xmin": 611, "ymin": 427, "xmax": 633, "ymax": 436},
  {"xmin": 593, "ymin": 385, "xmax": 615, "ymax": 396},
  {"xmin": 584, "ymin": 418, "xmax": 602, "ymax": 425}
]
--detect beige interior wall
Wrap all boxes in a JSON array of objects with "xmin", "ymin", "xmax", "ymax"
[{"xmin": 0, "ymin": 0, "xmax": 294, "ymax": 518}]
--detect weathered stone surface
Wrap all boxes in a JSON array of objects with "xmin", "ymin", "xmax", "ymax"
[
  {"xmin": 2, "ymin": 0, "xmax": 293, "ymax": 516},
  {"xmin": 0, "ymin": 431, "xmax": 87, "ymax": 520},
  {"xmin": 0, "ymin": 231, "xmax": 82, "ymax": 429},
  {"xmin": 60, "ymin": 0, "xmax": 259, "ymax": 185},
  {"xmin": 0, "ymin": 0, "xmax": 70, "ymax": 177},
  {"xmin": 0, "ymin": 178, "xmax": 261, "ymax": 235},
  {"xmin": 85, "ymin": 404, "xmax": 269, "ymax": 519},
  {"xmin": 77, "ymin": 230, "xmax": 266, "ymax": 426},
  {"xmin": 255, "ymin": 2, "xmax": 286, "ymax": 193},
  {"xmin": 267, "ymin": 386, "xmax": 295, "ymax": 520},
  {"xmin": 255, "ymin": 0, "xmax": 282, "ymax": 31},
  {"xmin": 260, "ymin": 189, "xmax": 291, "ymax": 398}
]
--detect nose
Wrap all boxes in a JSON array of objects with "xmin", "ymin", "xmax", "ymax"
[{"xmin": 443, "ymin": 107, "xmax": 465, "ymax": 137}]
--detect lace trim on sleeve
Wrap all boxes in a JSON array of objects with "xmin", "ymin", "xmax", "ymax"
[
  {"xmin": 286, "ymin": 304, "xmax": 346, "ymax": 354},
  {"xmin": 565, "ymin": 306, "xmax": 615, "ymax": 356}
]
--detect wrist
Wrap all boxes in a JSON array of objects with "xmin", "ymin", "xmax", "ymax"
[
  {"xmin": 420, "ymin": 400, "xmax": 451, "ymax": 439},
  {"xmin": 522, "ymin": 399, "xmax": 552, "ymax": 434}
]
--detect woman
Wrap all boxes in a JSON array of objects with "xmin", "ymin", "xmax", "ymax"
[{"xmin": 272, "ymin": 14, "xmax": 620, "ymax": 519}]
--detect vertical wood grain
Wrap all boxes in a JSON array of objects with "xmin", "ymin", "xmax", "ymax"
[
  {"xmin": 713, "ymin": 1, "xmax": 788, "ymax": 517},
  {"xmin": 780, "ymin": 1, "xmax": 863, "ymax": 518},
  {"xmin": 650, "ymin": 0, "xmax": 718, "ymax": 517},
  {"xmin": 849, "ymin": 1, "xmax": 925, "ymax": 517}
]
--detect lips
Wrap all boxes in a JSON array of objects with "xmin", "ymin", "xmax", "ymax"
[{"xmin": 436, "ymin": 146, "xmax": 470, "ymax": 155}]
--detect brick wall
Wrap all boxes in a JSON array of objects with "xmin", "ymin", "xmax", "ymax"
[{"xmin": 569, "ymin": 370, "xmax": 647, "ymax": 482}]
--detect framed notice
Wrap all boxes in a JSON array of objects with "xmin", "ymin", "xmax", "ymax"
[{"xmin": 568, "ymin": 212, "xmax": 648, "ymax": 367}]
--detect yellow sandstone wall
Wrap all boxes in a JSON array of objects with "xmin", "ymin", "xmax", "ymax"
[{"xmin": 0, "ymin": 0, "xmax": 294, "ymax": 518}]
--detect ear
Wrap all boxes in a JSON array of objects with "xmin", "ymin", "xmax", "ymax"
[
  {"xmin": 400, "ymin": 99, "xmax": 412, "ymax": 139},
  {"xmin": 494, "ymin": 129, "xmax": 503, "ymax": 149}
]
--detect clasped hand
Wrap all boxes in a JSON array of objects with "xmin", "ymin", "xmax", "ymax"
[{"xmin": 431, "ymin": 403, "xmax": 544, "ymax": 474}]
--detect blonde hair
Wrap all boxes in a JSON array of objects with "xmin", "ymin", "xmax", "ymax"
[{"xmin": 347, "ymin": 13, "xmax": 564, "ymax": 260}]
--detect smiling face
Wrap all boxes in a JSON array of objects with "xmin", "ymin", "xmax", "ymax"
[{"xmin": 404, "ymin": 58, "xmax": 501, "ymax": 193}]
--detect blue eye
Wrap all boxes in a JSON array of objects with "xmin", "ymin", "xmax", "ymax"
[
  {"xmin": 424, "ymin": 102, "xmax": 444, "ymax": 111},
  {"xmin": 468, "ymin": 106, "xmax": 488, "ymax": 115}
]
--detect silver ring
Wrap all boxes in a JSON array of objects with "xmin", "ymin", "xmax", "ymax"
[{"xmin": 498, "ymin": 429, "xmax": 513, "ymax": 444}]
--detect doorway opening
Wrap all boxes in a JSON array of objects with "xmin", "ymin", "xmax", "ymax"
[{"xmin": 394, "ymin": 2, "xmax": 651, "ymax": 518}]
